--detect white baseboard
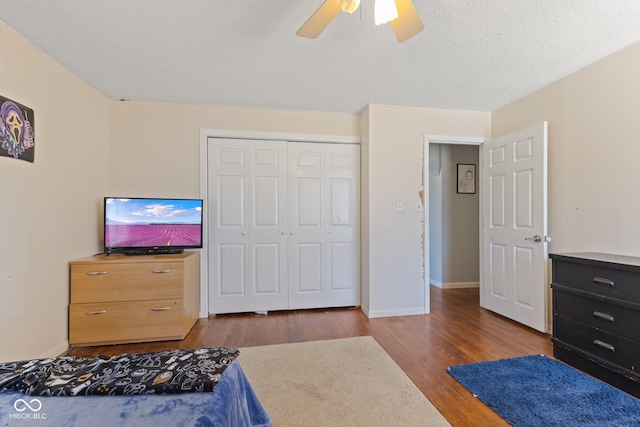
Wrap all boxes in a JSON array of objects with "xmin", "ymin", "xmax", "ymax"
[
  {"xmin": 364, "ymin": 306, "xmax": 426, "ymax": 318},
  {"xmin": 430, "ymin": 280, "xmax": 443, "ymax": 288},
  {"xmin": 44, "ymin": 341, "xmax": 71, "ymax": 358},
  {"xmin": 441, "ymin": 281, "xmax": 479, "ymax": 289}
]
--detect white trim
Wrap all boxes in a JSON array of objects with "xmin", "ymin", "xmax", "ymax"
[
  {"xmin": 199, "ymin": 128, "xmax": 360, "ymax": 318},
  {"xmin": 441, "ymin": 281, "xmax": 480, "ymax": 289},
  {"xmin": 201, "ymin": 128, "xmax": 360, "ymax": 144},
  {"xmin": 42, "ymin": 342, "xmax": 70, "ymax": 358},
  {"xmin": 363, "ymin": 306, "xmax": 426, "ymax": 318},
  {"xmin": 425, "ymin": 135, "xmax": 487, "ymax": 145},
  {"xmin": 199, "ymin": 135, "xmax": 209, "ymax": 318},
  {"xmin": 423, "ymin": 135, "xmax": 488, "ymax": 315}
]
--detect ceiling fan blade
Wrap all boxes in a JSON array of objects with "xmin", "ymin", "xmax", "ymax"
[
  {"xmin": 297, "ymin": 0, "xmax": 343, "ymax": 39},
  {"xmin": 390, "ymin": 0, "xmax": 425, "ymax": 42}
]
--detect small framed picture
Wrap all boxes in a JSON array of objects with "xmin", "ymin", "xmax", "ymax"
[{"xmin": 457, "ymin": 164, "xmax": 476, "ymax": 194}]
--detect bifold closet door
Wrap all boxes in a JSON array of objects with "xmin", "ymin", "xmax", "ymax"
[
  {"xmin": 288, "ymin": 142, "xmax": 360, "ymax": 309},
  {"xmin": 207, "ymin": 138, "xmax": 288, "ymax": 314}
]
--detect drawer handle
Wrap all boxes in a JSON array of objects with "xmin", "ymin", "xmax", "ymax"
[
  {"xmin": 592, "ymin": 277, "xmax": 615, "ymax": 287},
  {"xmin": 151, "ymin": 269, "xmax": 171, "ymax": 274},
  {"xmin": 85, "ymin": 310, "xmax": 106, "ymax": 315},
  {"xmin": 85, "ymin": 271, "xmax": 108, "ymax": 276},
  {"xmin": 593, "ymin": 340, "xmax": 615, "ymax": 352},
  {"xmin": 593, "ymin": 311, "xmax": 615, "ymax": 322},
  {"xmin": 150, "ymin": 307, "xmax": 171, "ymax": 311}
]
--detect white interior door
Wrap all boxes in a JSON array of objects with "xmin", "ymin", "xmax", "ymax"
[
  {"xmin": 482, "ymin": 122, "xmax": 548, "ymax": 332},
  {"xmin": 208, "ymin": 138, "xmax": 288, "ymax": 314},
  {"xmin": 288, "ymin": 142, "xmax": 360, "ymax": 309}
]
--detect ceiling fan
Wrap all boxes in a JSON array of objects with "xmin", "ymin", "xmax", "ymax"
[{"xmin": 297, "ymin": 0, "xmax": 424, "ymax": 42}]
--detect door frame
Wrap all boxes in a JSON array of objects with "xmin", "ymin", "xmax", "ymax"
[
  {"xmin": 423, "ymin": 135, "xmax": 488, "ymax": 314},
  {"xmin": 199, "ymin": 129, "xmax": 360, "ymax": 317}
]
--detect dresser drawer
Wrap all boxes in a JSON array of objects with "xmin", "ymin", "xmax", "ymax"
[
  {"xmin": 554, "ymin": 317, "xmax": 640, "ymax": 375},
  {"xmin": 553, "ymin": 259, "xmax": 640, "ymax": 304},
  {"xmin": 69, "ymin": 299, "xmax": 184, "ymax": 345},
  {"xmin": 554, "ymin": 290, "xmax": 640, "ymax": 340},
  {"xmin": 70, "ymin": 262, "xmax": 183, "ymax": 303}
]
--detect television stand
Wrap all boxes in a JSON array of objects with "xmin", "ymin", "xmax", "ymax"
[{"xmin": 69, "ymin": 251, "xmax": 200, "ymax": 346}]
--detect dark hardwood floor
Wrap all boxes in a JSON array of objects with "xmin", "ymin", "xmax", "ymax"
[{"xmin": 69, "ymin": 287, "xmax": 553, "ymax": 426}]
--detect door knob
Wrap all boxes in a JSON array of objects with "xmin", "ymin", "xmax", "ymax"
[{"xmin": 525, "ymin": 235, "xmax": 551, "ymax": 243}]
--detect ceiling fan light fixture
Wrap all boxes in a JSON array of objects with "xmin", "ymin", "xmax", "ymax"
[
  {"xmin": 374, "ymin": 0, "xmax": 398, "ymax": 25},
  {"xmin": 337, "ymin": 0, "xmax": 361, "ymax": 14}
]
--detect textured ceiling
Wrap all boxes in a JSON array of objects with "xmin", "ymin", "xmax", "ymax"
[{"xmin": 1, "ymin": 1, "xmax": 639, "ymax": 114}]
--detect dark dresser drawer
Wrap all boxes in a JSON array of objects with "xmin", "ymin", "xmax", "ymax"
[
  {"xmin": 553, "ymin": 258, "xmax": 640, "ymax": 304},
  {"xmin": 551, "ymin": 252, "xmax": 640, "ymax": 397},
  {"xmin": 554, "ymin": 289, "xmax": 640, "ymax": 341},
  {"xmin": 554, "ymin": 317, "xmax": 640, "ymax": 376}
]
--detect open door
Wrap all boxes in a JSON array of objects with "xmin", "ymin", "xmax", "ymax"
[{"xmin": 481, "ymin": 122, "xmax": 549, "ymax": 332}]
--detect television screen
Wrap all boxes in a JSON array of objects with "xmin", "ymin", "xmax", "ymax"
[{"xmin": 104, "ymin": 197, "xmax": 203, "ymax": 255}]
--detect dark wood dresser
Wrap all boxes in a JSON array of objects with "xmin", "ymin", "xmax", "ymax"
[{"xmin": 550, "ymin": 252, "xmax": 640, "ymax": 397}]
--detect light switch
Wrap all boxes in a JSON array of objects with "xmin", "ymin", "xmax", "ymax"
[{"xmin": 397, "ymin": 202, "xmax": 404, "ymax": 212}]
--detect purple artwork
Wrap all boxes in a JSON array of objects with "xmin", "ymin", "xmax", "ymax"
[{"xmin": 0, "ymin": 95, "xmax": 35, "ymax": 162}]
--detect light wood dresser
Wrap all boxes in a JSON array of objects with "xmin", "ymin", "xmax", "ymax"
[
  {"xmin": 69, "ymin": 251, "xmax": 200, "ymax": 347},
  {"xmin": 550, "ymin": 252, "xmax": 640, "ymax": 397}
]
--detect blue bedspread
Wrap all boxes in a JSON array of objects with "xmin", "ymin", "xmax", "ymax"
[{"xmin": 0, "ymin": 360, "xmax": 272, "ymax": 427}]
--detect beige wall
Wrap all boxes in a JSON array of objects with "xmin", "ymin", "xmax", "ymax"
[
  {"xmin": 441, "ymin": 144, "xmax": 480, "ymax": 286},
  {"xmin": 0, "ymin": 24, "xmax": 110, "ymax": 362},
  {"xmin": 359, "ymin": 107, "xmax": 371, "ymax": 313},
  {"xmin": 363, "ymin": 105, "xmax": 490, "ymax": 317},
  {"xmin": 493, "ymin": 40, "xmax": 640, "ymax": 256},
  {"xmin": 108, "ymin": 101, "xmax": 359, "ymax": 197}
]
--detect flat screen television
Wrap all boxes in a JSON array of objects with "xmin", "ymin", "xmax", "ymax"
[{"xmin": 104, "ymin": 197, "xmax": 203, "ymax": 255}]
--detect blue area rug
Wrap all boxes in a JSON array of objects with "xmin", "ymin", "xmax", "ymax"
[{"xmin": 447, "ymin": 354, "xmax": 640, "ymax": 427}]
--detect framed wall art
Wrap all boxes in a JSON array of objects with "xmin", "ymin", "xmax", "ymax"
[
  {"xmin": 0, "ymin": 95, "xmax": 35, "ymax": 163},
  {"xmin": 457, "ymin": 163, "xmax": 476, "ymax": 194}
]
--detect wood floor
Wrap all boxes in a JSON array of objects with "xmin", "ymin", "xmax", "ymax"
[{"xmin": 69, "ymin": 287, "xmax": 553, "ymax": 426}]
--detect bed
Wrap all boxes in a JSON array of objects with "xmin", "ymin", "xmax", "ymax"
[{"xmin": 0, "ymin": 347, "xmax": 272, "ymax": 427}]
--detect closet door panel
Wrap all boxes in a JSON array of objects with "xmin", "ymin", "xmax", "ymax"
[
  {"xmin": 330, "ymin": 242, "xmax": 353, "ymax": 290},
  {"xmin": 218, "ymin": 176, "xmax": 245, "ymax": 227},
  {"xmin": 219, "ymin": 244, "xmax": 245, "ymax": 296},
  {"xmin": 297, "ymin": 178, "xmax": 322, "ymax": 226},
  {"xmin": 324, "ymin": 145, "xmax": 359, "ymax": 307},
  {"xmin": 289, "ymin": 142, "xmax": 360, "ymax": 309},
  {"xmin": 248, "ymin": 145, "xmax": 288, "ymax": 312},
  {"xmin": 253, "ymin": 243, "xmax": 280, "ymax": 295},
  {"xmin": 296, "ymin": 243, "xmax": 323, "ymax": 292},
  {"xmin": 209, "ymin": 138, "xmax": 287, "ymax": 314}
]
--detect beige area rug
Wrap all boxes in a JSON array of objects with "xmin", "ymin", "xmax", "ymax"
[{"xmin": 239, "ymin": 336, "xmax": 451, "ymax": 426}]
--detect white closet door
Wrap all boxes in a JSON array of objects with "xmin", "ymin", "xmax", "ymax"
[
  {"xmin": 288, "ymin": 142, "xmax": 360, "ymax": 309},
  {"xmin": 208, "ymin": 138, "xmax": 288, "ymax": 314}
]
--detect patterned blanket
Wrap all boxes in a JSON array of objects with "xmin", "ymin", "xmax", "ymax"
[{"xmin": 0, "ymin": 347, "xmax": 239, "ymax": 396}]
